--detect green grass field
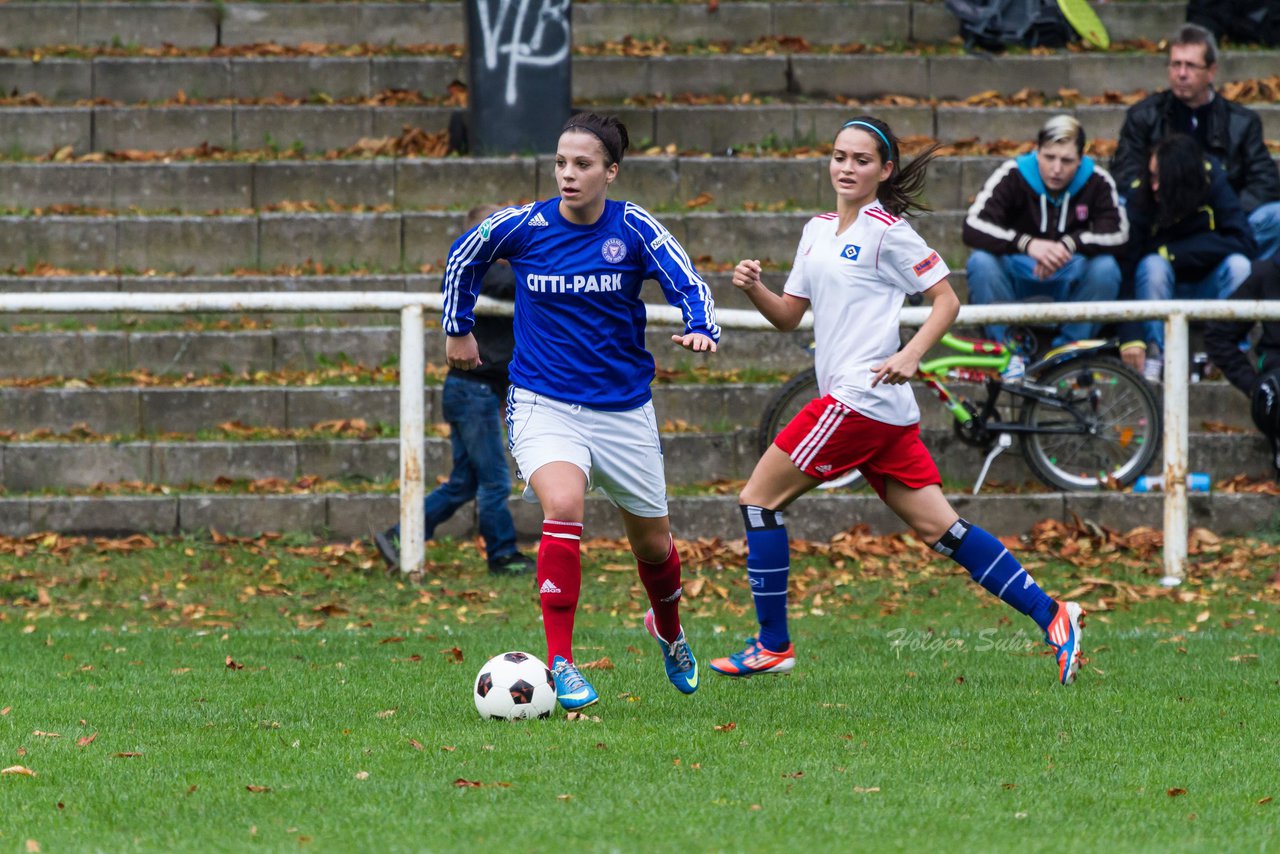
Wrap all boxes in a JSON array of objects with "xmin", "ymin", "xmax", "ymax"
[{"xmin": 1, "ymin": 526, "xmax": 1278, "ymax": 853}]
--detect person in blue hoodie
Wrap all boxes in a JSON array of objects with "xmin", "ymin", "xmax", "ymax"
[
  {"xmin": 1116, "ymin": 133, "xmax": 1257, "ymax": 382},
  {"xmin": 963, "ymin": 115, "xmax": 1128, "ymax": 361}
]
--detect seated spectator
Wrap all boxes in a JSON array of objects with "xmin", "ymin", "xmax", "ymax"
[
  {"xmin": 1120, "ymin": 134, "xmax": 1257, "ymax": 381},
  {"xmin": 1203, "ymin": 258, "xmax": 1280, "ymax": 479},
  {"xmin": 963, "ymin": 115, "xmax": 1126, "ymax": 363},
  {"xmin": 1111, "ymin": 23, "xmax": 1280, "ymax": 259}
]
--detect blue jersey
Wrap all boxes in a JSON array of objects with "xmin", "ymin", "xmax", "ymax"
[{"xmin": 442, "ymin": 198, "xmax": 720, "ymax": 410}]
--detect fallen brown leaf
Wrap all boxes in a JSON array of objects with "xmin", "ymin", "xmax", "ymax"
[{"xmin": 1, "ymin": 765, "xmax": 36, "ymax": 776}]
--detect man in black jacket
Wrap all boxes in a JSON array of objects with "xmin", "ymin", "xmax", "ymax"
[
  {"xmin": 1111, "ymin": 23, "xmax": 1280, "ymax": 260},
  {"xmin": 1204, "ymin": 259, "xmax": 1280, "ymax": 478},
  {"xmin": 1119, "ymin": 135, "xmax": 1256, "ymax": 381},
  {"xmin": 963, "ymin": 115, "xmax": 1127, "ymax": 354}
]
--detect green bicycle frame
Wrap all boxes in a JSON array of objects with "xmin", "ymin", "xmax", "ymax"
[{"xmin": 916, "ymin": 332, "xmax": 1014, "ymax": 425}]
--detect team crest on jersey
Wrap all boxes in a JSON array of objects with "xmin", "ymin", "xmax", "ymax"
[
  {"xmin": 601, "ymin": 237, "xmax": 627, "ymax": 263},
  {"xmin": 840, "ymin": 244, "xmax": 861, "ymax": 261},
  {"xmin": 1075, "ymin": 204, "xmax": 1089, "ymax": 222},
  {"xmin": 478, "ymin": 218, "xmax": 493, "ymax": 240}
]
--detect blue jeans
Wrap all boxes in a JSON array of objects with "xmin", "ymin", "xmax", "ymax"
[
  {"xmin": 965, "ymin": 250, "xmax": 1122, "ymax": 346},
  {"xmin": 1133, "ymin": 252, "xmax": 1253, "ymax": 351},
  {"xmin": 389, "ymin": 373, "xmax": 518, "ymax": 560},
  {"xmin": 1249, "ymin": 201, "xmax": 1280, "ymax": 260}
]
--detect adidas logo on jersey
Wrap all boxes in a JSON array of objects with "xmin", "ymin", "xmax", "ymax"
[
  {"xmin": 528, "ymin": 212, "xmax": 550, "ymax": 227},
  {"xmin": 815, "ymin": 464, "xmax": 833, "ymax": 474},
  {"xmin": 539, "ymin": 579, "xmax": 562, "ymax": 594}
]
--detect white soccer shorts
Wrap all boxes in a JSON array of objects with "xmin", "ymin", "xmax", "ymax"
[{"xmin": 506, "ymin": 386, "xmax": 669, "ymax": 518}]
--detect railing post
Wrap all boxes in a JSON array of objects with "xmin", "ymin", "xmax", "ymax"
[
  {"xmin": 1161, "ymin": 312, "xmax": 1190, "ymax": 586},
  {"xmin": 399, "ymin": 305, "xmax": 426, "ymax": 575}
]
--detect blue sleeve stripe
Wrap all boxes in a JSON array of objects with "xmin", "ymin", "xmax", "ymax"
[
  {"xmin": 442, "ymin": 204, "xmax": 533, "ymax": 333},
  {"xmin": 624, "ymin": 203, "xmax": 721, "ymax": 338}
]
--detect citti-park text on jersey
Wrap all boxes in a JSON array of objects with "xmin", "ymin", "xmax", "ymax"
[{"xmin": 525, "ymin": 273, "xmax": 624, "ymax": 293}]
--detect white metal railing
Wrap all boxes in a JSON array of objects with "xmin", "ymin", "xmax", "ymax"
[{"xmin": 3, "ymin": 293, "xmax": 1279, "ymax": 585}]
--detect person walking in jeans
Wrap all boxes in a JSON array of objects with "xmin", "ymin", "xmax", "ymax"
[{"xmin": 374, "ymin": 205, "xmax": 535, "ymax": 576}]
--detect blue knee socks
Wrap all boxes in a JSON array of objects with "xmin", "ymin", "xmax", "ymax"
[
  {"xmin": 933, "ymin": 518, "xmax": 1056, "ymax": 630},
  {"xmin": 741, "ymin": 505, "xmax": 791, "ymax": 651}
]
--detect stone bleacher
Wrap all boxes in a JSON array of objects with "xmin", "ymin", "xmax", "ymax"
[{"xmin": 0, "ymin": 0, "xmax": 1276, "ymax": 542}]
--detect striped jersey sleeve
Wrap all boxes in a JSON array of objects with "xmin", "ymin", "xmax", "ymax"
[
  {"xmin": 622, "ymin": 202, "xmax": 720, "ymax": 341},
  {"xmin": 441, "ymin": 203, "xmax": 533, "ymax": 336}
]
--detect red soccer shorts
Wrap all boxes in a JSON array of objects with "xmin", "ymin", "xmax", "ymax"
[{"xmin": 773, "ymin": 394, "xmax": 941, "ymax": 500}]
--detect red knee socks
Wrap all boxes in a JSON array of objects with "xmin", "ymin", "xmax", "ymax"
[
  {"xmin": 537, "ymin": 520, "xmax": 583, "ymax": 663},
  {"xmin": 638, "ymin": 538, "xmax": 683, "ymax": 641}
]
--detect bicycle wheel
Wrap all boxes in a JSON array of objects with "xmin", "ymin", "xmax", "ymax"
[
  {"xmin": 1020, "ymin": 357, "xmax": 1161, "ymax": 490},
  {"xmin": 757, "ymin": 368, "xmax": 866, "ymax": 491}
]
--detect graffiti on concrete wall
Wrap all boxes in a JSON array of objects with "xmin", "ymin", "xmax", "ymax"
[{"xmin": 474, "ymin": 0, "xmax": 571, "ymax": 106}]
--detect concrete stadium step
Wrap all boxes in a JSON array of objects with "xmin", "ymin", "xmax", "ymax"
[
  {"xmin": 0, "ymin": 379, "xmax": 781, "ymax": 437},
  {"xmin": 4, "ymin": 99, "xmax": 1277, "ymax": 157},
  {"xmin": 0, "ymin": 422, "xmax": 1270, "ymax": 493},
  {"xmin": 0, "ymin": 377, "xmax": 1255, "ymax": 435},
  {"xmin": 6, "ymin": 151, "xmax": 1280, "ymax": 219},
  {"xmin": 0, "ymin": 488, "xmax": 1273, "ymax": 541},
  {"xmin": 5, "ymin": 49, "xmax": 1277, "ymax": 108},
  {"xmin": 0, "ymin": 2, "xmax": 1187, "ymax": 51},
  {"xmin": 0, "ymin": 209, "xmax": 968, "ymax": 272},
  {"xmin": 0, "ymin": 269, "xmax": 971, "ymax": 320},
  {"xmin": 0, "ymin": 323, "xmax": 816, "ymax": 376},
  {"xmin": 3, "ymin": 95, "xmax": 1277, "ymax": 166}
]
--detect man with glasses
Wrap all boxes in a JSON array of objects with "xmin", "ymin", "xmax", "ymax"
[{"xmin": 1111, "ymin": 23, "xmax": 1280, "ymax": 260}]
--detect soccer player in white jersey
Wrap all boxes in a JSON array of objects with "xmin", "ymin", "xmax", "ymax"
[
  {"xmin": 709, "ymin": 116, "xmax": 1085, "ymax": 686},
  {"xmin": 443, "ymin": 113, "xmax": 720, "ymax": 710}
]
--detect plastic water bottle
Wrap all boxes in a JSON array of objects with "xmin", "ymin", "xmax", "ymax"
[{"xmin": 1133, "ymin": 473, "xmax": 1211, "ymax": 493}]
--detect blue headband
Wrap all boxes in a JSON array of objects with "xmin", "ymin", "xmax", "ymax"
[{"xmin": 841, "ymin": 120, "xmax": 893, "ymax": 159}]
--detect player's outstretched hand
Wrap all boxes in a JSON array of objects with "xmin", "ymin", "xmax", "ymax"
[
  {"xmin": 445, "ymin": 332, "xmax": 483, "ymax": 370},
  {"xmin": 732, "ymin": 259, "xmax": 763, "ymax": 291},
  {"xmin": 671, "ymin": 332, "xmax": 718, "ymax": 353}
]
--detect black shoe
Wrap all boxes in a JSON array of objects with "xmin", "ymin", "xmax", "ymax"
[
  {"xmin": 373, "ymin": 529, "xmax": 400, "ymax": 573},
  {"xmin": 488, "ymin": 552, "xmax": 535, "ymax": 576}
]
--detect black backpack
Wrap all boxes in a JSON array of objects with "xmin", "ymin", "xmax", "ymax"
[
  {"xmin": 944, "ymin": 0, "xmax": 1074, "ymax": 51},
  {"xmin": 1187, "ymin": 0, "xmax": 1280, "ymax": 47}
]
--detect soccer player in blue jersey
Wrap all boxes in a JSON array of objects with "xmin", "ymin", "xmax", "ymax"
[
  {"xmin": 442, "ymin": 113, "xmax": 720, "ymax": 710},
  {"xmin": 709, "ymin": 116, "xmax": 1085, "ymax": 686}
]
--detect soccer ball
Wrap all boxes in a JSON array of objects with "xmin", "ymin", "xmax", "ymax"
[{"xmin": 473, "ymin": 651, "xmax": 556, "ymax": 721}]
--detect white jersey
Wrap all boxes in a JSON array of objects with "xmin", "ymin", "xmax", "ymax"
[{"xmin": 783, "ymin": 202, "xmax": 950, "ymax": 425}]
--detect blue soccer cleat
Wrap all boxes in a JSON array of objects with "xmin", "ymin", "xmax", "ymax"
[
  {"xmin": 643, "ymin": 609, "xmax": 698, "ymax": 694},
  {"xmin": 551, "ymin": 655, "xmax": 599, "ymax": 710},
  {"xmin": 709, "ymin": 636, "xmax": 795, "ymax": 677},
  {"xmin": 1044, "ymin": 601, "xmax": 1085, "ymax": 685}
]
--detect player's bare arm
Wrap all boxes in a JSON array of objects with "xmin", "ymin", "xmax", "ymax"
[
  {"xmin": 870, "ymin": 278, "xmax": 959, "ymax": 387},
  {"xmin": 733, "ymin": 258, "xmax": 809, "ymax": 331}
]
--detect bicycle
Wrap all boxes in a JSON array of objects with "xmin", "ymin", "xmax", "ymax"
[{"xmin": 758, "ymin": 333, "xmax": 1163, "ymax": 493}]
